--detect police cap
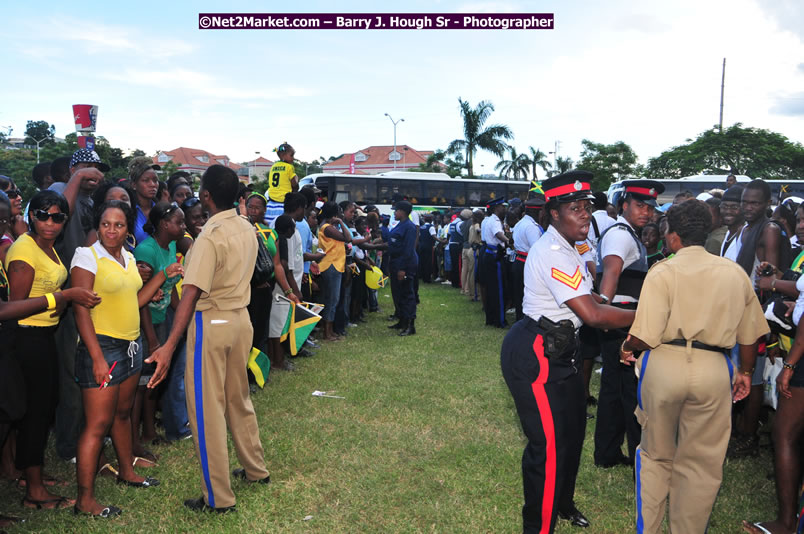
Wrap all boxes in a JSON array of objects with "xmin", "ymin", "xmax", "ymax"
[
  {"xmin": 621, "ymin": 179, "xmax": 665, "ymax": 207},
  {"xmin": 486, "ymin": 197, "xmax": 509, "ymax": 209},
  {"xmin": 524, "ymin": 194, "xmax": 546, "ymax": 209},
  {"xmin": 542, "ymin": 170, "xmax": 595, "ymax": 203}
]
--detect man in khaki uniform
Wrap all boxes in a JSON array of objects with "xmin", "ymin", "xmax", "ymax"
[
  {"xmin": 620, "ymin": 200, "xmax": 768, "ymax": 534},
  {"xmin": 147, "ymin": 164, "xmax": 270, "ymax": 512}
]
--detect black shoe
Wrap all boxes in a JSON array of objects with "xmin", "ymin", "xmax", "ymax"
[
  {"xmin": 387, "ymin": 314, "xmax": 398, "ymax": 321},
  {"xmin": 596, "ymin": 455, "xmax": 630, "ymax": 469},
  {"xmin": 232, "ymin": 468, "xmax": 270, "ymax": 485},
  {"xmin": 295, "ymin": 348, "xmax": 314, "ymax": 358},
  {"xmin": 558, "ymin": 506, "xmax": 590, "ymax": 528},
  {"xmin": 388, "ymin": 320, "xmax": 406, "ymax": 330},
  {"xmin": 183, "ymin": 496, "xmax": 236, "ymax": 514},
  {"xmin": 399, "ymin": 320, "xmax": 416, "ymax": 336},
  {"xmin": 73, "ymin": 504, "xmax": 122, "ymax": 518},
  {"xmin": 586, "ymin": 396, "xmax": 597, "ymax": 406},
  {"xmin": 116, "ymin": 476, "xmax": 160, "ymax": 488}
]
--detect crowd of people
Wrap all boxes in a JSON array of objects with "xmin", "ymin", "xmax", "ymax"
[{"xmin": 0, "ymin": 145, "xmax": 802, "ymax": 533}]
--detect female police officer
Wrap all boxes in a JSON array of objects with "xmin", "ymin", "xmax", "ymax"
[{"xmin": 500, "ymin": 171, "xmax": 636, "ymax": 533}]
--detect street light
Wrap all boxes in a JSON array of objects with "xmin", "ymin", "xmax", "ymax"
[
  {"xmin": 384, "ymin": 113, "xmax": 404, "ymax": 171},
  {"xmin": 254, "ymin": 151, "xmax": 260, "ymax": 183},
  {"xmin": 30, "ymin": 135, "xmax": 50, "ymax": 164}
]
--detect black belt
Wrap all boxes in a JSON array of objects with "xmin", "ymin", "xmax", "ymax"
[
  {"xmin": 515, "ymin": 250, "xmax": 528, "ymax": 263},
  {"xmin": 665, "ymin": 339, "xmax": 729, "ymax": 353}
]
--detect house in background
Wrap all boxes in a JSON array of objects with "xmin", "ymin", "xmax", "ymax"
[
  {"xmin": 153, "ymin": 147, "xmax": 244, "ymax": 180},
  {"xmin": 323, "ymin": 145, "xmax": 442, "ymax": 174}
]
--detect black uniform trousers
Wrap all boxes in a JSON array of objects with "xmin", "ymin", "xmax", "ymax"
[
  {"xmin": 390, "ymin": 270, "xmax": 417, "ymax": 321},
  {"xmin": 593, "ymin": 330, "xmax": 641, "ymax": 465},
  {"xmin": 449, "ymin": 243, "xmax": 462, "ymax": 287},
  {"xmin": 482, "ymin": 247, "xmax": 506, "ymax": 327},
  {"xmin": 501, "ymin": 317, "xmax": 586, "ymax": 534},
  {"xmin": 418, "ymin": 246, "xmax": 433, "ymax": 282},
  {"xmin": 512, "ymin": 256, "xmax": 526, "ymax": 322}
]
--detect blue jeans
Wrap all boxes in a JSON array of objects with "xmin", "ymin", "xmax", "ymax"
[
  {"xmin": 321, "ymin": 265, "xmax": 342, "ymax": 322},
  {"xmin": 161, "ymin": 309, "xmax": 189, "ymax": 440},
  {"xmin": 334, "ymin": 270, "xmax": 351, "ymax": 334}
]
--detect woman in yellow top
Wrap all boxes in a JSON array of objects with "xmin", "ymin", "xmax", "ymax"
[
  {"xmin": 70, "ymin": 201, "xmax": 182, "ymax": 517},
  {"xmin": 6, "ymin": 191, "xmax": 99, "ymax": 511},
  {"xmin": 317, "ymin": 201, "xmax": 352, "ymax": 341},
  {"xmin": 265, "ymin": 142, "xmax": 298, "ymax": 225}
]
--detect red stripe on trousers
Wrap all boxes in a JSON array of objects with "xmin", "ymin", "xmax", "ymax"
[{"xmin": 531, "ymin": 334, "xmax": 556, "ymax": 534}]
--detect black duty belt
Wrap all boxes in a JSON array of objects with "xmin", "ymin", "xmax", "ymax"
[{"xmin": 665, "ymin": 339, "xmax": 729, "ymax": 353}]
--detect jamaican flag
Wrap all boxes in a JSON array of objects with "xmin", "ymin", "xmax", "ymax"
[
  {"xmin": 529, "ymin": 180, "xmax": 544, "ymax": 196},
  {"xmin": 279, "ymin": 297, "xmax": 323, "ymax": 356},
  {"xmin": 247, "ymin": 347, "xmax": 270, "ymax": 388}
]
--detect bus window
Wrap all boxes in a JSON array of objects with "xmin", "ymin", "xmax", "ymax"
[
  {"xmin": 378, "ymin": 180, "xmax": 423, "ymax": 204},
  {"xmin": 467, "ymin": 184, "xmax": 482, "ymax": 205},
  {"xmin": 335, "ymin": 178, "xmax": 377, "ymax": 204},
  {"xmin": 505, "ymin": 184, "xmax": 529, "ymax": 203},
  {"xmin": 480, "ymin": 183, "xmax": 506, "ymax": 205}
]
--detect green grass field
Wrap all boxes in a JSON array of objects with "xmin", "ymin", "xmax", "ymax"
[{"xmin": 1, "ymin": 283, "xmax": 777, "ymax": 533}]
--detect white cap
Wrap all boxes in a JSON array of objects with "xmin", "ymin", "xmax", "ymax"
[
  {"xmin": 696, "ymin": 192, "xmax": 713, "ymax": 201},
  {"xmin": 315, "ymin": 200, "xmax": 324, "ymax": 209}
]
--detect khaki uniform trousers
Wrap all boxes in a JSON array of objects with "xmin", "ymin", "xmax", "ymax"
[
  {"xmin": 185, "ymin": 308, "xmax": 269, "ymax": 508},
  {"xmin": 634, "ymin": 345, "xmax": 733, "ymax": 534},
  {"xmin": 461, "ymin": 248, "xmax": 475, "ymax": 297}
]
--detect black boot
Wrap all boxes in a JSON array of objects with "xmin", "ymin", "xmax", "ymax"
[
  {"xmin": 387, "ymin": 314, "xmax": 398, "ymax": 321},
  {"xmin": 398, "ymin": 319, "xmax": 416, "ymax": 336},
  {"xmin": 388, "ymin": 319, "xmax": 407, "ymax": 330}
]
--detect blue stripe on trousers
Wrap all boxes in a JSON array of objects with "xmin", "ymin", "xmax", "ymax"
[
  {"xmin": 193, "ymin": 311, "xmax": 215, "ymax": 508},
  {"xmin": 637, "ymin": 350, "xmax": 651, "ymax": 410},
  {"xmin": 496, "ymin": 261, "xmax": 504, "ymax": 326},
  {"xmin": 636, "ymin": 447, "xmax": 644, "ymax": 533}
]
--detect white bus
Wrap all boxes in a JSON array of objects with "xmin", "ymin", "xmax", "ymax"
[{"xmin": 299, "ymin": 171, "xmax": 531, "ymax": 215}]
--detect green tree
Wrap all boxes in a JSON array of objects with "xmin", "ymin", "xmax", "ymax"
[
  {"xmin": 131, "ymin": 149, "xmax": 146, "ymax": 157},
  {"xmin": 645, "ymin": 123, "xmax": 804, "ymax": 180},
  {"xmin": 528, "ymin": 147, "xmax": 552, "ymax": 181},
  {"xmin": 495, "ymin": 147, "xmax": 531, "ymax": 181},
  {"xmin": 552, "ymin": 156, "xmax": 574, "ymax": 175},
  {"xmin": 447, "ymin": 98, "xmax": 513, "ymax": 178},
  {"xmin": 159, "ymin": 160, "xmax": 180, "ymax": 181},
  {"xmin": 577, "ymin": 139, "xmax": 639, "ymax": 191},
  {"xmin": 24, "ymin": 120, "xmax": 56, "ymax": 146}
]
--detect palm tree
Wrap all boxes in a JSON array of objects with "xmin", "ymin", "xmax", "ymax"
[
  {"xmin": 554, "ymin": 156, "xmax": 574, "ymax": 174},
  {"xmin": 528, "ymin": 147, "xmax": 551, "ymax": 180},
  {"xmin": 495, "ymin": 147, "xmax": 531, "ymax": 181},
  {"xmin": 447, "ymin": 98, "xmax": 513, "ymax": 178}
]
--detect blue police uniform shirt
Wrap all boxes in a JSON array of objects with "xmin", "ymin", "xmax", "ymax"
[{"xmin": 388, "ymin": 218, "xmax": 418, "ymax": 273}]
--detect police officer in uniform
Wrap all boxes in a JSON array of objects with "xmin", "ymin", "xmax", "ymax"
[
  {"xmin": 501, "ymin": 171, "xmax": 635, "ymax": 533},
  {"xmin": 482, "ymin": 197, "xmax": 510, "ymax": 328},
  {"xmin": 593, "ymin": 179, "xmax": 664, "ymax": 468},
  {"xmin": 147, "ymin": 165, "xmax": 271, "ymax": 513},
  {"xmin": 511, "ymin": 196, "xmax": 546, "ymax": 321},
  {"xmin": 620, "ymin": 200, "xmax": 768, "ymax": 534}
]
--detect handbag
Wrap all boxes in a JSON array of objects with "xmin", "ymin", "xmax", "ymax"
[{"xmin": 252, "ymin": 232, "xmax": 275, "ymax": 287}]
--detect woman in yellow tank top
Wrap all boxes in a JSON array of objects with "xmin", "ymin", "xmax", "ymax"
[
  {"xmin": 70, "ymin": 201, "xmax": 183, "ymax": 517},
  {"xmin": 317, "ymin": 201, "xmax": 352, "ymax": 341}
]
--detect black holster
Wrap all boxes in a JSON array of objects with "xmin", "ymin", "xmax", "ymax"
[{"xmin": 537, "ymin": 316, "xmax": 577, "ymax": 359}]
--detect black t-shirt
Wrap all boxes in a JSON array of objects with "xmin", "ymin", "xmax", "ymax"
[{"xmin": 278, "ymin": 236, "xmax": 289, "ymax": 263}]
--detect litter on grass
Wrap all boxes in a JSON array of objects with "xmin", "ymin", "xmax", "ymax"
[{"xmin": 312, "ymin": 390, "xmax": 345, "ymax": 399}]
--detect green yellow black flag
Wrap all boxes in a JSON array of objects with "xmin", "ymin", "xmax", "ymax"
[
  {"xmin": 247, "ymin": 347, "xmax": 270, "ymax": 388},
  {"xmin": 279, "ymin": 298, "xmax": 323, "ymax": 356}
]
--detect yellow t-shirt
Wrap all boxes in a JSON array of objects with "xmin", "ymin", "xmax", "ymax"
[
  {"xmin": 267, "ymin": 161, "xmax": 296, "ymax": 203},
  {"xmin": 71, "ymin": 243, "xmax": 143, "ymax": 340},
  {"xmin": 318, "ymin": 223, "xmax": 346, "ymax": 273},
  {"xmin": 5, "ymin": 233, "xmax": 68, "ymax": 327}
]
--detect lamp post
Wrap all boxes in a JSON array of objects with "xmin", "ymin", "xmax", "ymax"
[
  {"xmin": 31, "ymin": 135, "xmax": 50, "ymax": 164},
  {"xmin": 384, "ymin": 113, "xmax": 404, "ymax": 171},
  {"xmin": 254, "ymin": 151, "xmax": 260, "ymax": 183}
]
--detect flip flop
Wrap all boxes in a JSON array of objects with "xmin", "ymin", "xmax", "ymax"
[
  {"xmin": 21, "ymin": 496, "xmax": 74, "ymax": 510},
  {"xmin": 741, "ymin": 521, "xmax": 774, "ymax": 534},
  {"xmin": 97, "ymin": 463, "xmax": 119, "ymax": 478}
]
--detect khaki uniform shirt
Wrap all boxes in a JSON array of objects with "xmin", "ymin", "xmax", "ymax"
[
  {"xmin": 629, "ymin": 245, "xmax": 768, "ymax": 349},
  {"xmin": 183, "ymin": 209, "xmax": 258, "ymax": 312}
]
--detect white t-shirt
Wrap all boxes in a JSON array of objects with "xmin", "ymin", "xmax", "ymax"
[
  {"xmin": 721, "ymin": 227, "xmax": 743, "ymax": 262},
  {"xmin": 793, "ymin": 276, "xmax": 804, "ymax": 326}
]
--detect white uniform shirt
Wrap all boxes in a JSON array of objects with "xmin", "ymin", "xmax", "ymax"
[
  {"xmin": 588, "ymin": 209, "xmax": 615, "ymax": 248},
  {"xmin": 598, "ymin": 216, "xmax": 641, "ymax": 270},
  {"xmin": 482, "ymin": 214, "xmax": 505, "ymax": 247},
  {"xmin": 523, "ymin": 224, "xmax": 594, "ymax": 329},
  {"xmin": 513, "ymin": 214, "xmax": 544, "ymax": 254}
]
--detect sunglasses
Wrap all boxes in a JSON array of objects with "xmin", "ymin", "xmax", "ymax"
[
  {"xmin": 163, "ymin": 201, "xmax": 181, "ymax": 216},
  {"xmin": 6, "ymin": 190, "xmax": 21, "ymax": 200},
  {"xmin": 34, "ymin": 209, "xmax": 67, "ymax": 224},
  {"xmin": 181, "ymin": 197, "xmax": 201, "ymax": 209}
]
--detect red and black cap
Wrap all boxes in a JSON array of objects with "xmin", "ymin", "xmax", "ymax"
[
  {"xmin": 621, "ymin": 179, "xmax": 664, "ymax": 207},
  {"xmin": 542, "ymin": 170, "xmax": 595, "ymax": 203}
]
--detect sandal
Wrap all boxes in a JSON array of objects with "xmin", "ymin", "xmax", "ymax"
[
  {"xmin": 0, "ymin": 514, "xmax": 25, "ymax": 527},
  {"xmin": 132, "ymin": 456, "xmax": 158, "ymax": 468},
  {"xmin": 21, "ymin": 496, "xmax": 74, "ymax": 510},
  {"xmin": 116, "ymin": 476, "xmax": 160, "ymax": 488},
  {"xmin": 97, "ymin": 463, "xmax": 119, "ymax": 478},
  {"xmin": 741, "ymin": 520, "xmax": 789, "ymax": 534},
  {"xmin": 73, "ymin": 504, "xmax": 122, "ymax": 518}
]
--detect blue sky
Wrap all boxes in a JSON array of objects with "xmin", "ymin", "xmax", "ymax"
[{"xmin": 3, "ymin": 0, "xmax": 803, "ymax": 175}]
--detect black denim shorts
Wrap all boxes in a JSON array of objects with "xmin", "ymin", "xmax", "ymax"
[{"xmin": 75, "ymin": 334, "xmax": 143, "ymax": 389}]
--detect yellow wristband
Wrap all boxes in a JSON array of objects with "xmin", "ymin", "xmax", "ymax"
[
  {"xmin": 45, "ymin": 293, "xmax": 56, "ymax": 310},
  {"xmin": 766, "ymin": 342, "xmax": 779, "ymax": 348}
]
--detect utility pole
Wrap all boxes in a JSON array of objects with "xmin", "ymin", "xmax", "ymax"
[{"xmin": 719, "ymin": 58, "xmax": 726, "ymax": 132}]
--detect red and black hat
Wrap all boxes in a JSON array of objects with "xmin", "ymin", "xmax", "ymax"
[
  {"xmin": 621, "ymin": 179, "xmax": 664, "ymax": 207},
  {"xmin": 542, "ymin": 170, "xmax": 595, "ymax": 203}
]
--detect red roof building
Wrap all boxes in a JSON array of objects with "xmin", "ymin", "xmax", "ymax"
[
  {"xmin": 323, "ymin": 145, "xmax": 442, "ymax": 174},
  {"xmin": 154, "ymin": 147, "xmax": 244, "ymax": 175}
]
